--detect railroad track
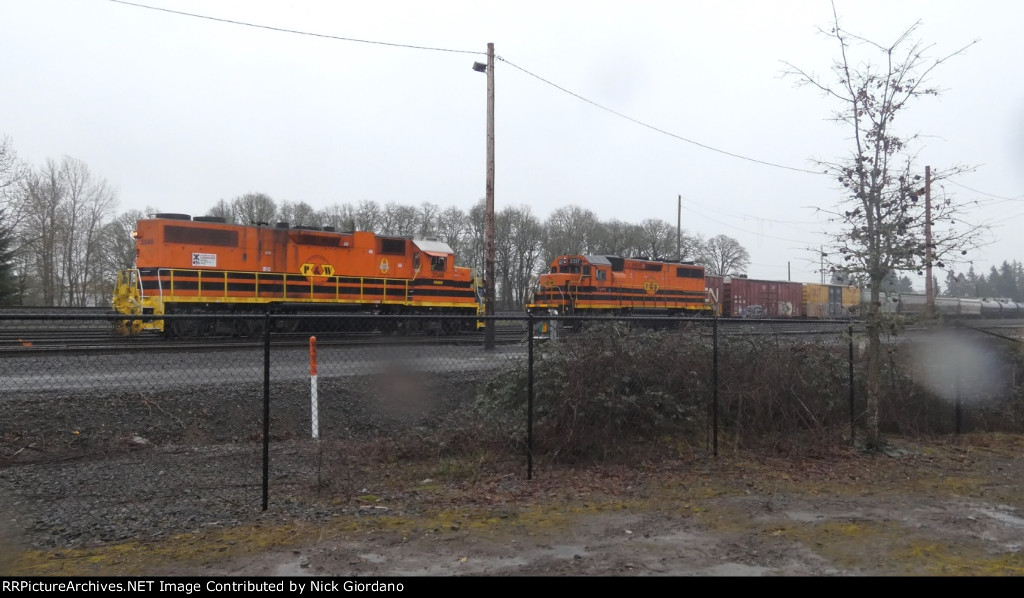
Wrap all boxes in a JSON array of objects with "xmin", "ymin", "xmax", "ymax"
[
  {"xmin": 7, "ymin": 308, "xmax": 1015, "ymax": 353},
  {"xmin": 0, "ymin": 311, "xmax": 528, "ymax": 353},
  {"xmin": 0, "ymin": 308, "xmax": 858, "ymax": 353}
]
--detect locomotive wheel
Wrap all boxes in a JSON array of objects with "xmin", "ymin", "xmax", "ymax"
[
  {"xmin": 234, "ymin": 317, "xmax": 265, "ymax": 338},
  {"xmin": 442, "ymin": 318, "xmax": 460, "ymax": 335},
  {"xmin": 274, "ymin": 316, "xmax": 300, "ymax": 334},
  {"xmin": 169, "ymin": 317, "xmax": 202, "ymax": 339},
  {"xmin": 377, "ymin": 315, "xmax": 399, "ymax": 335}
]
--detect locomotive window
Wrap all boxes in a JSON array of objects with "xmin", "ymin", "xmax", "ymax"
[
  {"xmin": 596, "ymin": 269, "xmax": 606, "ymax": 281},
  {"xmin": 431, "ymin": 255, "xmax": 447, "ymax": 271},
  {"xmin": 165, "ymin": 225, "xmax": 238, "ymax": 247},
  {"xmin": 291, "ymin": 232, "xmax": 339, "ymax": 247},
  {"xmin": 583, "ymin": 265, "xmax": 591, "ymax": 276},
  {"xmin": 644, "ymin": 263, "xmax": 663, "ymax": 271},
  {"xmin": 379, "ymin": 238, "xmax": 406, "ymax": 255},
  {"xmin": 676, "ymin": 267, "xmax": 702, "ymax": 278},
  {"xmin": 550, "ymin": 266, "xmax": 558, "ymax": 273}
]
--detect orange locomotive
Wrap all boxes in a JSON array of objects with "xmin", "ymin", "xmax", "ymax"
[
  {"xmin": 112, "ymin": 214, "xmax": 483, "ymax": 336},
  {"xmin": 526, "ymin": 254, "xmax": 712, "ymax": 320}
]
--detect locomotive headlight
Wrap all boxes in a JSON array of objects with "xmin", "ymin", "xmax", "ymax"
[{"xmin": 130, "ymin": 230, "xmax": 138, "ymax": 239}]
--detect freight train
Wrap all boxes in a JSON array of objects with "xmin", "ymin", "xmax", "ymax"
[
  {"xmin": 526, "ymin": 253, "xmax": 1023, "ymax": 324},
  {"xmin": 871, "ymin": 291, "xmax": 1023, "ymax": 320},
  {"xmin": 111, "ymin": 214, "xmax": 484, "ymax": 336},
  {"xmin": 524, "ymin": 253, "xmax": 862, "ymax": 321}
]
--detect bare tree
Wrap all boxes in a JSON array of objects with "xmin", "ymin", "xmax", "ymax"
[
  {"xmin": 636, "ymin": 218, "xmax": 676, "ymax": 261},
  {"xmin": 494, "ymin": 205, "xmax": 544, "ymax": 310},
  {"xmin": 697, "ymin": 234, "xmax": 751, "ymax": 276},
  {"xmin": 206, "ymin": 199, "xmax": 236, "ymax": 223},
  {"xmin": 434, "ymin": 205, "xmax": 470, "ymax": 265},
  {"xmin": 542, "ymin": 205, "xmax": 600, "ymax": 257},
  {"xmin": 100, "ymin": 209, "xmax": 148, "ymax": 273},
  {"xmin": 415, "ymin": 202, "xmax": 441, "ymax": 236},
  {"xmin": 60, "ymin": 158, "xmax": 118, "ymax": 305},
  {"xmin": 353, "ymin": 200, "xmax": 382, "ymax": 232},
  {"xmin": 94, "ymin": 208, "xmax": 151, "ymax": 304},
  {"xmin": 20, "ymin": 161, "xmax": 65, "ymax": 305},
  {"xmin": 232, "ymin": 193, "xmax": 277, "ymax": 225},
  {"xmin": 785, "ymin": 5, "xmax": 984, "ymax": 447},
  {"xmin": 319, "ymin": 203, "xmax": 356, "ymax": 231},
  {"xmin": 592, "ymin": 219, "xmax": 643, "ymax": 257},
  {"xmin": 277, "ymin": 200, "xmax": 320, "ymax": 228},
  {"xmin": 678, "ymin": 231, "xmax": 704, "ymax": 263},
  {"xmin": 0, "ymin": 136, "xmax": 27, "ymax": 214},
  {"xmin": 0, "ymin": 206, "xmax": 15, "ymax": 304},
  {"xmin": 378, "ymin": 202, "xmax": 418, "ymax": 236},
  {"xmin": 16, "ymin": 157, "xmax": 117, "ymax": 306}
]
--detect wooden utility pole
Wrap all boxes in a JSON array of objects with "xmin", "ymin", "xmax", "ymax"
[
  {"xmin": 484, "ymin": 42, "xmax": 496, "ymax": 349},
  {"xmin": 925, "ymin": 165, "xmax": 933, "ymax": 318}
]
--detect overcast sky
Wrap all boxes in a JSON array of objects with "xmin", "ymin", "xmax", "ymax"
[{"xmin": 3, "ymin": 0, "xmax": 1022, "ymax": 286}]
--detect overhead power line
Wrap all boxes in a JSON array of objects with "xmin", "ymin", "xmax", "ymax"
[
  {"xmin": 683, "ymin": 201, "xmax": 829, "ymax": 245},
  {"xmin": 498, "ymin": 58, "xmax": 824, "ymax": 176},
  {"xmin": 108, "ymin": 0, "xmax": 825, "ymax": 177},
  {"xmin": 107, "ymin": 0, "xmax": 482, "ymax": 55},
  {"xmin": 108, "ymin": 2, "xmax": 1023, "ymax": 202},
  {"xmin": 947, "ymin": 179, "xmax": 1024, "ymax": 202}
]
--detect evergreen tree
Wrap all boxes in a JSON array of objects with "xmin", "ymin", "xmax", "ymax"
[{"xmin": 996, "ymin": 261, "xmax": 1020, "ymax": 300}]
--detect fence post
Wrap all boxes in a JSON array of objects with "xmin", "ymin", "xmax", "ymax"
[
  {"xmin": 712, "ymin": 315, "xmax": 718, "ymax": 457},
  {"xmin": 262, "ymin": 307, "xmax": 271, "ymax": 511},
  {"xmin": 955, "ymin": 322, "xmax": 963, "ymax": 434},
  {"xmin": 527, "ymin": 313, "xmax": 534, "ymax": 480},
  {"xmin": 310, "ymin": 336, "xmax": 319, "ymax": 440},
  {"xmin": 849, "ymin": 322, "xmax": 855, "ymax": 447}
]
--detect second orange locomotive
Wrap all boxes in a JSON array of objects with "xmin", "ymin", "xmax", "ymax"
[
  {"xmin": 113, "ymin": 214, "xmax": 483, "ymax": 336},
  {"xmin": 527, "ymin": 254, "xmax": 712, "ymax": 318}
]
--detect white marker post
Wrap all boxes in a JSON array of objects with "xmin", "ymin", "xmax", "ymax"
[{"xmin": 309, "ymin": 336, "xmax": 319, "ymax": 440}]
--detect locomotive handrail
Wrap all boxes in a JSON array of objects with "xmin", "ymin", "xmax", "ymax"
[
  {"xmin": 149, "ymin": 267, "xmax": 417, "ymax": 304},
  {"xmin": 113, "ymin": 218, "xmax": 481, "ymax": 338},
  {"xmin": 157, "ymin": 267, "xmax": 167, "ymax": 299}
]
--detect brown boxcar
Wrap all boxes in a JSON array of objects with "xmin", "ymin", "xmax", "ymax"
[
  {"xmin": 704, "ymin": 275, "xmax": 725, "ymax": 316},
  {"xmin": 722, "ymin": 276, "xmax": 804, "ymax": 318}
]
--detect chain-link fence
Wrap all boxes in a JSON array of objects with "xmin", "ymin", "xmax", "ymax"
[{"xmin": 1, "ymin": 311, "xmax": 1021, "ymax": 551}]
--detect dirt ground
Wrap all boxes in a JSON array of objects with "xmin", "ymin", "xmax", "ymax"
[
  {"xmin": 7, "ymin": 433, "xmax": 1023, "ymax": 577},
  {"xmin": 192, "ymin": 435, "xmax": 1024, "ymax": 577},
  {"xmin": 3, "ymin": 356, "xmax": 1024, "ymax": 578}
]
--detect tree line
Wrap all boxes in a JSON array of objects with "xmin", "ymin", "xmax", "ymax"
[
  {"xmin": 2, "ymin": 135, "xmax": 1015, "ymax": 311},
  {"xmin": 0, "ymin": 136, "xmax": 752, "ymax": 308},
  {"xmin": 943, "ymin": 262, "xmax": 1024, "ymax": 302}
]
